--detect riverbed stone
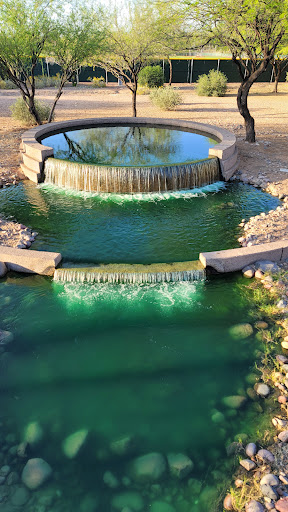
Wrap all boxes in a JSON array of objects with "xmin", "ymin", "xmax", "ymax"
[
  {"xmin": 110, "ymin": 435, "xmax": 134, "ymax": 456},
  {"xmin": 260, "ymin": 474, "xmax": 280, "ymax": 487},
  {"xmin": 167, "ymin": 453, "xmax": 194, "ymax": 479},
  {"xmin": 255, "ymin": 383, "xmax": 270, "ymax": 397},
  {"xmin": 255, "ymin": 260, "xmax": 280, "ymax": 274},
  {"xmin": 255, "ymin": 321, "xmax": 269, "ymax": 330},
  {"xmin": 0, "ymin": 262, "xmax": 7, "ymax": 278},
  {"xmin": 278, "ymin": 431, "xmax": 288, "ymax": 443},
  {"xmin": 111, "ymin": 491, "xmax": 144, "ymax": 511},
  {"xmin": 240, "ymin": 459, "xmax": 256, "ymax": 471},
  {"xmin": 257, "ymin": 449, "xmax": 275, "ymax": 464},
  {"xmin": 246, "ymin": 443, "xmax": 257, "ymax": 458},
  {"xmin": 276, "ymin": 355, "xmax": 288, "ymax": 365},
  {"xmin": 275, "ymin": 496, "xmax": 288, "ymax": 511},
  {"xmin": 129, "ymin": 453, "xmax": 167, "ymax": 482},
  {"xmin": 103, "ymin": 471, "xmax": 119, "ymax": 489},
  {"xmin": 10, "ymin": 485, "xmax": 30, "ymax": 506},
  {"xmin": 222, "ymin": 395, "xmax": 247, "ymax": 409},
  {"xmin": 245, "ymin": 500, "xmax": 265, "ymax": 512},
  {"xmin": 62, "ymin": 429, "xmax": 89, "ymax": 458},
  {"xmin": 0, "ymin": 331, "xmax": 13, "ymax": 346},
  {"xmin": 23, "ymin": 421, "xmax": 44, "ymax": 447},
  {"xmin": 260, "ymin": 483, "xmax": 279, "ymax": 500},
  {"xmin": 223, "ymin": 494, "xmax": 234, "ymax": 510},
  {"xmin": 149, "ymin": 501, "xmax": 175, "ymax": 512},
  {"xmin": 229, "ymin": 323, "xmax": 254, "ymax": 339},
  {"xmin": 21, "ymin": 458, "xmax": 52, "ymax": 490},
  {"xmin": 243, "ymin": 267, "xmax": 255, "ymax": 278}
]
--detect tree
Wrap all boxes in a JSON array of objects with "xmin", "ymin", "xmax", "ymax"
[
  {"xmin": 0, "ymin": 0, "xmax": 57, "ymax": 124},
  {"xmin": 185, "ymin": 0, "xmax": 288, "ymax": 142},
  {"xmin": 96, "ymin": 0, "xmax": 187, "ymax": 117},
  {"xmin": 45, "ymin": 5, "xmax": 106, "ymax": 123},
  {"xmin": 271, "ymin": 42, "xmax": 288, "ymax": 93}
]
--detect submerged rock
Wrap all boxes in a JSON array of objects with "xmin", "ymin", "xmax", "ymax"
[
  {"xmin": 222, "ymin": 395, "xmax": 247, "ymax": 409},
  {"xmin": 21, "ymin": 458, "xmax": 52, "ymax": 490},
  {"xmin": 23, "ymin": 421, "xmax": 44, "ymax": 447},
  {"xmin": 255, "ymin": 383, "xmax": 270, "ymax": 398},
  {"xmin": 129, "ymin": 453, "xmax": 166, "ymax": 483},
  {"xmin": 110, "ymin": 435, "xmax": 134, "ymax": 456},
  {"xmin": 255, "ymin": 260, "xmax": 280, "ymax": 274},
  {"xmin": 0, "ymin": 262, "xmax": 7, "ymax": 278},
  {"xmin": 111, "ymin": 491, "xmax": 144, "ymax": 511},
  {"xmin": 229, "ymin": 323, "xmax": 253, "ymax": 339},
  {"xmin": 167, "ymin": 453, "xmax": 194, "ymax": 479},
  {"xmin": 10, "ymin": 486, "xmax": 30, "ymax": 506},
  {"xmin": 149, "ymin": 501, "xmax": 175, "ymax": 512},
  {"xmin": 62, "ymin": 429, "xmax": 89, "ymax": 458},
  {"xmin": 0, "ymin": 330, "xmax": 13, "ymax": 346},
  {"xmin": 245, "ymin": 500, "xmax": 265, "ymax": 512}
]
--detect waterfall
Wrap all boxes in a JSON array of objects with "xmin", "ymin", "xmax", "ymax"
[
  {"xmin": 44, "ymin": 157, "xmax": 220, "ymax": 194},
  {"xmin": 54, "ymin": 263, "xmax": 205, "ymax": 284}
]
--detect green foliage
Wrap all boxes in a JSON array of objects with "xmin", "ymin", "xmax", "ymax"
[
  {"xmin": 10, "ymin": 98, "xmax": 53, "ymax": 125},
  {"xmin": 35, "ymin": 75, "xmax": 61, "ymax": 88},
  {"xmin": 196, "ymin": 70, "xmax": 227, "ymax": 97},
  {"xmin": 138, "ymin": 65, "xmax": 164, "ymax": 88},
  {"xmin": 0, "ymin": 78, "xmax": 17, "ymax": 89},
  {"xmin": 89, "ymin": 76, "xmax": 106, "ymax": 88},
  {"xmin": 150, "ymin": 86, "xmax": 182, "ymax": 110}
]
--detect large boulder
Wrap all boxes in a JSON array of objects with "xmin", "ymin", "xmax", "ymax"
[
  {"xmin": 129, "ymin": 453, "xmax": 167, "ymax": 483},
  {"xmin": 21, "ymin": 458, "xmax": 52, "ymax": 490}
]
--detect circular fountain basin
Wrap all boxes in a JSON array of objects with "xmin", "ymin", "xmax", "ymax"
[{"xmin": 20, "ymin": 118, "xmax": 238, "ymax": 190}]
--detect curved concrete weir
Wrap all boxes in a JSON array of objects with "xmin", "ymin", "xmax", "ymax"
[{"xmin": 20, "ymin": 118, "xmax": 238, "ymax": 185}]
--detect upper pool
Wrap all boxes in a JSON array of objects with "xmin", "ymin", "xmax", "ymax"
[{"xmin": 41, "ymin": 126, "xmax": 217, "ymax": 167}]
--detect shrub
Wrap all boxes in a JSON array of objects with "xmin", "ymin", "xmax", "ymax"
[
  {"xmin": 138, "ymin": 65, "xmax": 164, "ymax": 88},
  {"xmin": 0, "ymin": 79, "xmax": 17, "ymax": 89},
  {"xmin": 35, "ymin": 75, "xmax": 61, "ymax": 88},
  {"xmin": 89, "ymin": 76, "xmax": 106, "ymax": 88},
  {"xmin": 196, "ymin": 69, "xmax": 228, "ymax": 97},
  {"xmin": 150, "ymin": 86, "xmax": 182, "ymax": 111},
  {"xmin": 10, "ymin": 97, "xmax": 53, "ymax": 125},
  {"xmin": 137, "ymin": 86, "xmax": 150, "ymax": 95}
]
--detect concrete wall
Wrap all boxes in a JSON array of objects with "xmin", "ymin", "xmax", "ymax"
[
  {"xmin": 0, "ymin": 246, "xmax": 62, "ymax": 276},
  {"xmin": 20, "ymin": 118, "xmax": 238, "ymax": 184}
]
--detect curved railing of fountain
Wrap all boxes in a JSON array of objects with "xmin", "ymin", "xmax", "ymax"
[{"xmin": 20, "ymin": 118, "xmax": 238, "ymax": 186}]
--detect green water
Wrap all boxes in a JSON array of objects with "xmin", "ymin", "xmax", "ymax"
[
  {"xmin": 0, "ymin": 273, "xmax": 261, "ymax": 511},
  {"xmin": 0, "ymin": 181, "xmax": 280, "ymax": 264},
  {"xmin": 0, "ymin": 181, "xmax": 280, "ymax": 511},
  {"xmin": 41, "ymin": 126, "xmax": 217, "ymax": 166}
]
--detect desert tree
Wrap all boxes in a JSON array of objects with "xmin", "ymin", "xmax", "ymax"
[
  {"xmin": 184, "ymin": 0, "xmax": 288, "ymax": 141},
  {"xmin": 0, "ymin": 0, "xmax": 57, "ymax": 124},
  {"xmin": 45, "ymin": 5, "xmax": 106, "ymax": 123}
]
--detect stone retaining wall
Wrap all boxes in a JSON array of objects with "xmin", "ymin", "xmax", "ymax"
[
  {"xmin": 0, "ymin": 246, "xmax": 62, "ymax": 276},
  {"xmin": 20, "ymin": 118, "xmax": 238, "ymax": 183}
]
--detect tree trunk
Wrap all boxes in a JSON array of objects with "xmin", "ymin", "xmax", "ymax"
[
  {"xmin": 48, "ymin": 83, "xmax": 65, "ymax": 123},
  {"xmin": 274, "ymin": 75, "xmax": 280, "ymax": 94},
  {"xmin": 132, "ymin": 77, "xmax": 137, "ymax": 117},
  {"xmin": 21, "ymin": 92, "xmax": 42, "ymax": 125},
  {"xmin": 237, "ymin": 81, "xmax": 255, "ymax": 142},
  {"xmin": 168, "ymin": 59, "xmax": 172, "ymax": 86}
]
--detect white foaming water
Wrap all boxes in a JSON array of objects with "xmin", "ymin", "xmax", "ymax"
[
  {"xmin": 54, "ymin": 280, "xmax": 204, "ymax": 313},
  {"xmin": 39, "ymin": 181, "xmax": 226, "ymax": 203}
]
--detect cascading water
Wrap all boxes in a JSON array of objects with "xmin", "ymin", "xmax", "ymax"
[
  {"xmin": 44, "ymin": 157, "xmax": 220, "ymax": 194},
  {"xmin": 54, "ymin": 262, "xmax": 206, "ymax": 284}
]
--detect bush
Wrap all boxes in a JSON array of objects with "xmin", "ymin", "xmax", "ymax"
[
  {"xmin": 35, "ymin": 75, "xmax": 61, "ymax": 88},
  {"xmin": 196, "ymin": 69, "xmax": 228, "ymax": 97},
  {"xmin": 0, "ymin": 79, "xmax": 17, "ymax": 89},
  {"xmin": 150, "ymin": 86, "xmax": 182, "ymax": 111},
  {"xmin": 138, "ymin": 65, "xmax": 164, "ymax": 88},
  {"xmin": 10, "ymin": 97, "xmax": 53, "ymax": 125},
  {"xmin": 137, "ymin": 86, "xmax": 150, "ymax": 95},
  {"xmin": 89, "ymin": 76, "xmax": 106, "ymax": 88}
]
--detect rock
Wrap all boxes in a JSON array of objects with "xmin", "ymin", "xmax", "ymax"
[
  {"xmin": 223, "ymin": 494, "xmax": 234, "ymax": 510},
  {"xmin": 235, "ymin": 478, "xmax": 244, "ymax": 487},
  {"xmin": 129, "ymin": 453, "xmax": 166, "ymax": 483},
  {"xmin": 260, "ymin": 474, "xmax": 279, "ymax": 487},
  {"xmin": 255, "ymin": 260, "xmax": 280, "ymax": 274},
  {"xmin": 255, "ymin": 270, "xmax": 265, "ymax": 279},
  {"xmin": 255, "ymin": 321, "xmax": 269, "ymax": 330},
  {"xmin": 280, "ymin": 475, "xmax": 288, "ymax": 485},
  {"xmin": 257, "ymin": 449, "xmax": 275, "ymax": 464},
  {"xmin": 272, "ymin": 418, "xmax": 288, "ymax": 429},
  {"xmin": 276, "ymin": 355, "xmax": 288, "ymax": 365},
  {"xmin": 255, "ymin": 383, "xmax": 270, "ymax": 397},
  {"xmin": 276, "ymin": 496, "xmax": 288, "ymax": 511},
  {"xmin": 226, "ymin": 442, "xmax": 243, "ymax": 456},
  {"xmin": 278, "ymin": 396, "xmax": 288, "ymax": 404},
  {"xmin": 260, "ymin": 483, "xmax": 279, "ymax": 500},
  {"xmin": 149, "ymin": 501, "xmax": 175, "ymax": 512},
  {"xmin": 247, "ymin": 388, "xmax": 258, "ymax": 401},
  {"xmin": 243, "ymin": 268, "xmax": 255, "ymax": 278},
  {"xmin": 229, "ymin": 323, "xmax": 253, "ymax": 339},
  {"xmin": 103, "ymin": 471, "xmax": 119, "ymax": 489},
  {"xmin": 17, "ymin": 442, "xmax": 28, "ymax": 458},
  {"xmin": 246, "ymin": 443, "xmax": 257, "ymax": 458},
  {"xmin": 167, "ymin": 453, "xmax": 194, "ymax": 479},
  {"xmin": 0, "ymin": 330, "xmax": 13, "ymax": 346},
  {"xmin": 240, "ymin": 459, "xmax": 256, "ymax": 471},
  {"xmin": 110, "ymin": 436, "xmax": 134, "ymax": 456},
  {"xmin": 10, "ymin": 486, "xmax": 30, "ymax": 506},
  {"xmin": 79, "ymin": 494, "xmax": 99, "ymax": 512},
  {"xmin": 6, "ymin": 472, "xmax": 19, "ymax": 485},
  {"xmin": 281, "ymin": 341, "xmax": 288, "ymax": 350},
  {"xmin": 111, "ymin": 491, "xmax": 144, "ymax": 511},
  {"xmin": 23, "ymin": 421, "xmax": 44, "ymax": 447},
  {"xmin": 211, "ymin": 410, "xmax": 225, "ymax": 424},
  {"xmin": 0, "ymin": 466, "xmax": 10, "ymax": 477},
  {"xmin": 0, "ymin": 262, "xmax": 7, "ymax": 277},
  {"xmin": 245, "ymin": 500, "xmax": 265, "ymax": 512},
  {"xmin": 21, "ymin": 458, "xmax": 52, "ymax": 490},
  {"xmin": 62, "ymin": 429, "xmax": 89, "ymax": 458},
  {"xmin": 278, "ymin": 431, "xmax": 288, "ymax": 443},
  {"xmin": 222, "ymin": 395, "xmax": 247, "ymax": 409}
]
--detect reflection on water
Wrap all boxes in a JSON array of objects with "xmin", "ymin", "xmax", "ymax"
[{"xmin": 42, "ymin": 126, "xmax": 217, "ymax": 166}]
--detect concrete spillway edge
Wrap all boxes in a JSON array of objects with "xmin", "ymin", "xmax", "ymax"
[{"xmin": 20, "ymin": 117, "xmax": 238, "ymax": 183}]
